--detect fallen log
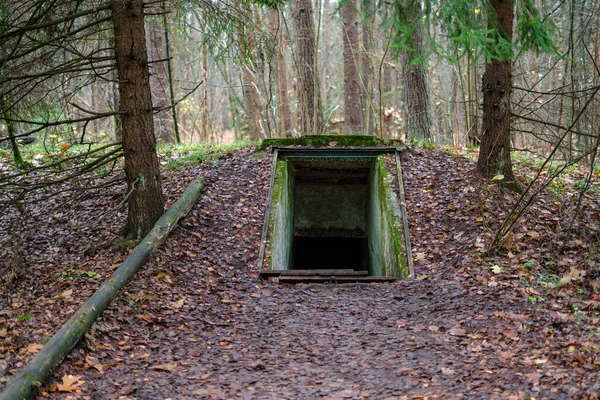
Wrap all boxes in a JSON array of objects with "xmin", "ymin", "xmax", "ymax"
[{"xmin": 0, "ymin": 178, "xmax": 205, "ymax": 400}]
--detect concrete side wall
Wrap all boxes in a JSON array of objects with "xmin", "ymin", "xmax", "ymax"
[
  {"xmin": 269, "ymin": 160, "xmax": 295, "ymax": 270},
  {"xmin": 366, "ymin": 164, "xmax": 383, "ymax": 276},
  {"xmin": 294, "ymin": 184, "xmax": 367, "ymax": 236},
  {"xmin": 366, "ymin": 157, "xmax": 408, "ymax": 278}
]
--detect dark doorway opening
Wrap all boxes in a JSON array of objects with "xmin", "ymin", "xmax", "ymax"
[{"xmin": 292, "ymin": 236, "xmax": 368, "ymax": 271}]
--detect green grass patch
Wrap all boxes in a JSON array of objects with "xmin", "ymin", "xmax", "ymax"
[
  {"xmin": 159, "ymin": 141, "xmax": 254, "ymax": 169},
  {"xmin": 18, "ymin": 313, "xmax": 33, "ymax": 322}
]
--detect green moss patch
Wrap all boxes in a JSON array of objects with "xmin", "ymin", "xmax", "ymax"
[{"xmin": 258, "ymin": 135, "xmax": 405, "ymax": 151}]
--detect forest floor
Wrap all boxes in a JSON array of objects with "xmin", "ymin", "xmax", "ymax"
[{"xmin": 2, "ymin": 145, "xmax": 600, "ymax": 399}]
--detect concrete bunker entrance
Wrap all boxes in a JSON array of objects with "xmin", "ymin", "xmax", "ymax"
[{"xmin": 264, "ymin": 147, "xmax": 411, "ymax": 280}]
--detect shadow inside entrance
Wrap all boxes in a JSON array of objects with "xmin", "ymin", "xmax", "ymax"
[{"xmin": 292, "ymin": 236, "xmax": 368, "ymax": 271}]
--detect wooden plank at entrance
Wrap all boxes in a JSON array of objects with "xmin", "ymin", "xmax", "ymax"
[
  {"xmin": 278, "ymin": 276, "xmax": 396, "ymax": 284},
  {"xmin": 259, "ymin": 269, "xmax": 368, "ymax": 278}
]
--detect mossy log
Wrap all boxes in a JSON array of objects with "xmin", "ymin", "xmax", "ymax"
[{"xmin": 0, "ymin": 178, "xmax": 205, "ymax": 400}]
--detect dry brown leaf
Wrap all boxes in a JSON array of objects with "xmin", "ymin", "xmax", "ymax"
[
  {"xmin": 57, "ymin": 374, "xmax": 85, "ymax": 392},
  {"xmin": 136, "ymin": 314, "xmax": 153, "ymax": 321},
  {"xmin": 154, "ymin": 271, "xmax": 167, "ymax": 279},
  {"xmin": 27, "ymin": 343, "xmax": 44, "ymax": 354},
  {"xmin": 85, "ymin": 355, "xmax": 105, "ymax": 374},
  {"xmin": 414, "ymin": 252, "xmax": 426, "ymax": 263},
  {"xmin": 85, "ymin": 355, "xmax": 97, "ymax": 365},
  {"xmin": 172, "ymin": 298, "xmax": 185, "ymax": 309},
  {"xmin": 448, "ymin": 327, "xmax": 467, "ymax": 336},
  {"xmin": 559, "ymin": 266, "xmax": 587, "ymax": 287},
  {"xmin": 132, "ymin": 293, "xmax": 158, "ymax": 304},
  {"xmin": 502, "ymin": 232, "xmax": 514, "ymax": 250},
  {"xmin": 55, "ymin": 289, "xmax": 73, "ymax": 299},
  {"xmin": 502, "ymin": 327, "xmax": 520, "ymax": 340},
  {"xmin": 151, "ymin": 362, "xmax": 177, "ymax": 371},
  {"xmin": 525, "ymin": 372, "xmax": 542, "ymax": 385},
  {"xmin": 93, "ymin": 363, "xmax": 105, "ymax": 373},
  {"xmin": 554, "ymin": 221, "xmax": 562, "ymax": 232}
]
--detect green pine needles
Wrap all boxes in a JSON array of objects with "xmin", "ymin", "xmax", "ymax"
[
  {"xmin": 385, "ymin": 0, "xmax": 556, "ymax": 65},
  {"xmin": 514, "ymin": 0, "xmax": 556, "ymax": 54}
]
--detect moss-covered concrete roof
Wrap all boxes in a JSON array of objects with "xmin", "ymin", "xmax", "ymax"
[{"xmin": 257, "ymin": 134, "xmax": 405, "ymax": 151}]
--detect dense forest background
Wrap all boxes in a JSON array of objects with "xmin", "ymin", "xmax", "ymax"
[
  {"xmin": 1, "ymin": 0, "xmax": 599, "ymax": 236},
  {"xmin": 2, "ymin": 0, "xmax": 598, "ymax": 148}
]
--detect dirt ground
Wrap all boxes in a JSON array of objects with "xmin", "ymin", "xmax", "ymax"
[{"xmin": 2, "ymin": 146, "xmax": 600, "ymax": 399}]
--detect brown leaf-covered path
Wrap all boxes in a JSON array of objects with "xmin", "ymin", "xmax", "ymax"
[{"xmin": 3, "ymin": 147, "xmax": 600, "ymax": 399}]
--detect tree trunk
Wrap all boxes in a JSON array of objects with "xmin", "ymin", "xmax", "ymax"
[
  {"xmin": 292, "ymin": 0, "xmax": 323, "ymax": 135},
  {"xmin": 201, "ymin": 39, "xmax": 211, "ymax": 141},
  {"xmin": 112, "ymin": 0, "xmax": 165, "ymax": 239},
  {"xmin": 268, "ymin": 8, "xmax": 293, "ymax": 137},
  {"xmin": 400, "ymin": 2, "xmax": 432, "ymax": 142},
  {"xmin": 361, "ymin": 0, "xmax": 374, "ymax": 135},
  {"xmin": 239, "ymin": 5, "xmax": 263, "ymax": 141},
  {"xmin": 467, "ymin": 60, "xmax": 480, "ymax": 146},
  {"xmin": 146, "ymin": 18, "xmax": 173, "ymax": 143},
  {"xmin": 342, "ymin": 0, "xmax": 362, "ymax": 134},
  {"xmin": 163, "ymin": 10, "xmax": 181, "ymax": 144},
  {"xmin": 3, "ymin": 109, "xmax": 24, "ymax": 168},
  {"xmin": 476, "ymin": 0, "xmax": 517, "ymax": 185},
  {"xmin": 108, "ymin": 38, "xmax": 122, "ymax": 142},
  {"xmin": 241, "ymin": 65, "xmax": 263, "ymax": 141},
  {"xmin": 379, "ymin": 17, "xmax": 393, "ymax": 138},
  {"xmin": 381, "ymin": 54, "xmax": 393, "ymax": 137},
  {"xmin": 0, "ymin": 94, "xmax": 24, "ymax": 167},
  {"xmin": 321, "ymin": 0, "xmax": 333, "ymax": 111}
]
